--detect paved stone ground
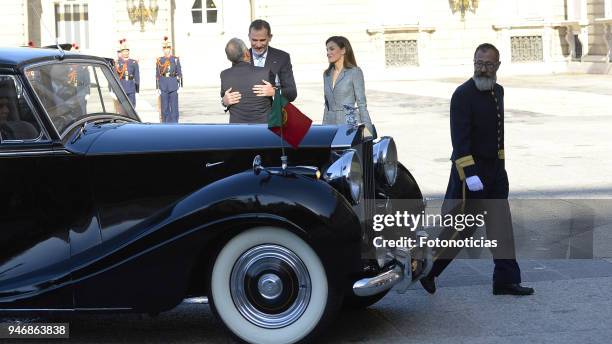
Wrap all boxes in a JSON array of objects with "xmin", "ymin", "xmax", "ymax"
[
  {"xmin": 4, "ymin": 74, "xmax": 612, "ymax": 343},
  {"xmin": 6, "ymin": 260, "xmax": 612, "ymax": 344}
]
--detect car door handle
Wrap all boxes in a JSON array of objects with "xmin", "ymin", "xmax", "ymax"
[{"xmin": 205, "ymin": 161, "xmax": 224, "ymax": 168}]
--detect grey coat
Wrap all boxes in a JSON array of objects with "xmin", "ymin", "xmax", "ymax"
[{"xmin": 322, "ymin": 66, "xmax": 372, "ymax": 126}]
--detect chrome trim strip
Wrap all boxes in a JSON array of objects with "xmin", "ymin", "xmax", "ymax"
[
  {"xmin": 205, "ymin": 161, "xmax": 224, "ymax": 168},
  {"xmin": 0, "ymin": 149, "xmax": 71, "ymax": 157},
  {"xmin": 75, "ymin": 308, "xmax": 132, "ymax": 311},
  {"xmin": 0, "ymin": 309, "xmax": 73, "ymax": 312},
  {"xmin": 0, "ymin": 307, "xmax": 131, "ymax": 311},
  {"xmin": 183, "ymin": 297, "xmax": 209, "ymax": 304},
  {"xmin": 60, "ymin": 115, "xmax": 137, "ymax": 138}
]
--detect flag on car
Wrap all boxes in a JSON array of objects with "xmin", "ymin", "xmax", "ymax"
[{"xmin": 268, "ymin": 88, "xmax": 312, "ymax": 148}]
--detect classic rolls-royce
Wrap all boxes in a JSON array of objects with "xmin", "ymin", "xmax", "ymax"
[{"xmin": 0, "ymin": 47, "xmax": 430, "ymax": 343}]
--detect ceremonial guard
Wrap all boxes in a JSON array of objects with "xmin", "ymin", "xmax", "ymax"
[
  {"xmin": 69, "ymin": 43, "xmax": 90, "ymax": 115},
  {"xmin": 115, "ymin": 39, "xmax": 140, "ymax": 107},
  {"xmin": 156, "ymin": 36, "xmax": 182, "ymax": 123}
]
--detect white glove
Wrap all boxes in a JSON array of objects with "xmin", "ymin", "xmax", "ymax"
[
  {"xmin": 466, "ymin": 175, "xmax": 484, "ymax": 192},
  {"xmin": 156, "ymin": 89, "xmax": 161, "ymax": 96},
  {"xmin": 109, "ymin": 92, "xmax": 117, "ymax": 101},
  {"xmin": 176, "ymin": 88, "xmax": 181, "ymax": 94}
]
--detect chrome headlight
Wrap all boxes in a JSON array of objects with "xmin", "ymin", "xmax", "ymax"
[
  {"xmin": 324, "ymin": 150, "xmax": 363, "ymax": 205},
  {"xmin": 373, "ymin": 137, "xmax": 398, "ymax": 187}
]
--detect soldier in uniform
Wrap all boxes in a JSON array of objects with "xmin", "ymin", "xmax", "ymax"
[
  {"xmin": 115, "ymin": 39, "xmax": 140, "ymax": 107},
  {"xmin": 69, "ymin": 43, "xmax": 90, "ymax": 116},
  {"xmin": 419, "ymin": 43, "xmax": 534, "ymax": 296},
  {"xmin": 156, "ymin": 36, "xmax": 182, "ymax": 123}
]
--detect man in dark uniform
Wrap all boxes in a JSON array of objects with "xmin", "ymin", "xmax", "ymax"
[
  {"xmin": 69, "ymin": 43, "xmax": 90, "ymax": 116},
  {"xmin": 115, "ymin": 39, "xmax": 140, "ymax": 107},
  {"xmin": 222, "ymin": 19, "xmax": 296, "ymax": 108},
  {"xmin": 420, "ymin": 43, "xmax": 534, "ymax": 296},
  {"xmin": 156, "ymin": 36, "xmax": 182, "ymax": 123}
]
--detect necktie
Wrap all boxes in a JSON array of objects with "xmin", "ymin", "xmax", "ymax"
[{"xmin": 253, "ymin": 52, "xmax": 265, "ymax": 67}]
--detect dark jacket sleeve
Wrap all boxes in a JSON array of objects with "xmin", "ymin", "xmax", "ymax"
[
  {"xmin": 220, "ymin": 71, "xmax": 226, "ymax": 98},
  {"xmin": 450, "ymin": 88, "xmax": 477, "ymax": 180},
  {"xmin": 134, "ymin": 60, "xmax": 140, "ymax": 93},
  {"xmin": 278, "ymin": 51, "xmax": 297, "ymax": 102}
]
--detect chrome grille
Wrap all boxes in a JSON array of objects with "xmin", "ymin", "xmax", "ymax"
[{"xmin": 362, "ymin": 140, "xmax": 375, "ymax": 252}]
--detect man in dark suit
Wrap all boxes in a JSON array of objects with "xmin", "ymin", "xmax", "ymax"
[
  {"xmin": 222, "ymin": 19, "xmax": 297, "ymax": 108},
  {"xmin": 220, "ymin": 38, "xmax": 274, "ymax": 123},
  {"xmin": 419, "ymin": 43, "xmax": 534, "ymax": 296}
]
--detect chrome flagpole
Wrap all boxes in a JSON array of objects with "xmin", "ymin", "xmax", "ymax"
[{"xmin": 275, "ymin": 74, "xmax": 287, "ymax": 170}]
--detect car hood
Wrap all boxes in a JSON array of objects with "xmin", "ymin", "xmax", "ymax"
[{"xmin": 83, "ymin": 123, "xmax": 339, "ymax": 155}]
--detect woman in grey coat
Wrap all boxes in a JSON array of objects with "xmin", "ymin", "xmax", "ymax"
[{"xmin": 323, "ymin": 36, "xmax": 372, "ymax": 130}]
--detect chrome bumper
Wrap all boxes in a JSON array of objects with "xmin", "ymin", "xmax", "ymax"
[{"xmin": 352, "ymin": 232, "xmax": 433, "ymax": 297}]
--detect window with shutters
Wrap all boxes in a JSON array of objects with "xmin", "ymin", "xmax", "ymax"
[
  {"xmin": 54, "ymin": 1, "xmax": 89, "ymax": 48},
  {"xmin": 192, "ymin": 0, "xmax": 218, "ymax": 24}
]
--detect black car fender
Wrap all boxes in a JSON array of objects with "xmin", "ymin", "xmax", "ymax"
[
  {"xmin": 378, "ymin": 162, "xmax": 423, "ymax": 200},
  {"xmin": 176, "ymin": 170, "xmax": 363, "ymax": 291},
  {"xmin": 74, "ymin": 170, "xmax": 362, "ymax": 312}
]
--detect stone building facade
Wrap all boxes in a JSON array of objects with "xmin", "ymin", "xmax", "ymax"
[{"xmin": 2, "ymin": 0, "xmax": 612, "ymax": 88}]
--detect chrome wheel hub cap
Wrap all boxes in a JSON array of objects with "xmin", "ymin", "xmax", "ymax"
[
  {"xmin": 230, "ymin": 244, "xmax": 311, "ymax": 329},
  {"xmin": 258, "ymin": 273, "xmax": 283, "ymax": 300}
]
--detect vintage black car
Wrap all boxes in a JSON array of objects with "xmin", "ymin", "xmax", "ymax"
[{"xmin": 0, "ymin": 47, "xmax": 430, "ymax": 343}]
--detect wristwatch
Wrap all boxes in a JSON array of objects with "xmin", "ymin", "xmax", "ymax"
[{"xmin": 221, "ymin": 97, "xmax": 230, "ymax": 113}]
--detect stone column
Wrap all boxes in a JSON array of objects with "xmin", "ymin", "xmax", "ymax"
[{"xmin": 584, "ymin": 0, "xmax": 607, "ymax": 60}]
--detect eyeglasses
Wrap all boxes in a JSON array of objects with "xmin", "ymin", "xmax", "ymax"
[{"xmin": 474, "ymin": 61, "xmax": 499, "ymax": 70}]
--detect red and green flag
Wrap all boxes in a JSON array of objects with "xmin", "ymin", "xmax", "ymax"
[{"xmin": 268, "ymin": 88, "xmax": 312, "ymax": 148}]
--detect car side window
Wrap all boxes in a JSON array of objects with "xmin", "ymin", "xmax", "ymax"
[
  {"xmin": 0, "ymin": 75, "xmax": 45, "ymax": 143},
  {"xmin": 25, "ymin": 62, "xmax": 138, "ymax": 136}
]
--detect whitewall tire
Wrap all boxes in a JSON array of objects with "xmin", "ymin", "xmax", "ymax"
[{"xmin": 210, "ymin": 227, "xmax": 332, "ymax": 344}]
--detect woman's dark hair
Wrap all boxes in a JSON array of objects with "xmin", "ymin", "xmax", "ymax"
[{"xmin": 325, "ymin": 36, "xmax": 357, "ymax": 75}]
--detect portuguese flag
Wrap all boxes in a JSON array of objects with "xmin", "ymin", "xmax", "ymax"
[{"xmin": 268, "ymin": 88, "xmax": 312, "ymax": 148}]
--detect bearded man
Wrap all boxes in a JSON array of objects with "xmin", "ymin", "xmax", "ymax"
[{"xmin": 419, "ymin": 43, "xmax": 534, "ymax": 296}]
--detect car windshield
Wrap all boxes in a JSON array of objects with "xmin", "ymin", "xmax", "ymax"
[{"xmin": 24, "ymin": 61, "xmax": 138, "ymax": 135}]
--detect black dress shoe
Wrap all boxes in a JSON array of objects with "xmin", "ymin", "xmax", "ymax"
[
  {"xmin": 420, "ymin": 275, "xmax": 436, "ymax": 294},
  {"xmin": 493, "ymin": 283, "xmax": 534, "ymax": 295}
]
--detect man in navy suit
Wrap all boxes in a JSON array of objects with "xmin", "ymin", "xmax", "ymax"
[
  {"xmin": 115, "ymin": 39, "xmax": 140, "ymax": 107},
  {"xmin": 222, "ymin": 19, "xmax": 296, "ymax": 108},
  {"xmin": 156, "ymin": 37, "xmax": 182, "ymax": 123}
]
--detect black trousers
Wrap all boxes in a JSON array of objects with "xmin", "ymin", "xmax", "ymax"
[{"xmin": 429, "ymin": 158, "xmax": 521, "ymax": 285}]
